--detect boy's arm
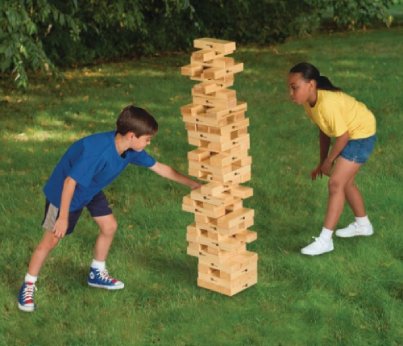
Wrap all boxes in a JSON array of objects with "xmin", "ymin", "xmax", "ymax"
[
  {"xmin": 53, "ymin": 176, "xmax": 77, "ymax": 239},
  {"xmin": 149, "ymin": 162, "xmax": 201, "ymax": 189}
]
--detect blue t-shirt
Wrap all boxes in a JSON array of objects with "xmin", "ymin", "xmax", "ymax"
[{"xmin": 43, "ymin": 131, "xmax": 156, "ymax": 211}]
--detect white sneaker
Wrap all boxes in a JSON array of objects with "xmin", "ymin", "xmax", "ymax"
[
  {"xmin": 301, "ymin": 237, "xmax": 334, "ymax": 256},
  {"xmin": 335, "ymin": 222, "xmax": 373, "ymax": 238}
]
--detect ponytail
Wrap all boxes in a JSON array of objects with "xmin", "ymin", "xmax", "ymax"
[
  {"xmin": 317, "ymin": 75, "xmax": 341, "ymax": 91},
  {"xmin": 289, "ymin": 62, "xmax": 341, "ymax": 92}
]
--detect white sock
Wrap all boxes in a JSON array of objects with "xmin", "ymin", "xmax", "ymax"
[
  {"xmin": 356, "ymin": 215, "xmax": 370, "ymax": 226},
  {"xmin": 91, "ymin": 259, "xmax": 106, "ymax": 271},
  {"xmin": 320, "ymin": 227, "xmax": 333, "ymax": 241},
  {"xmin": 25, "ymin": 273, "xmax": 38, "ymax": 283}
]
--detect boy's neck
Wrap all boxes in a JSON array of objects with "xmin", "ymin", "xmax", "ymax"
[{"xmin": 114, "ymin": 133, "xmax": 129, "ymax": 155}]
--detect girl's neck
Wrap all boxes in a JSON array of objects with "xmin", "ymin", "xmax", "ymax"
[{"xmin": 308, "ymin": 89, "xmax": 318, "ymax": 107}]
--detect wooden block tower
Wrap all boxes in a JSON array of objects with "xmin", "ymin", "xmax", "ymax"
[{"xmin": 180, "ymin": 38, "xmax": 257, "ymax": 296}]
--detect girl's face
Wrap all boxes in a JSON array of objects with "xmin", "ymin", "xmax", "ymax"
[{"xmin": 288, "ymin": 73, "xmax": 316, "ymax": 105}]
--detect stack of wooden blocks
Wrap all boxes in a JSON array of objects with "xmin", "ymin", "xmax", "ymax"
[{"xmin": 180, "ymin": 38, "xmax": 258, "ymax": 296}]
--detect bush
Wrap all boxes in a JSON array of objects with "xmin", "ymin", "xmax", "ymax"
[{"xmin": 0, "ymin": 0, "xmax": 397, "ymax": 88}]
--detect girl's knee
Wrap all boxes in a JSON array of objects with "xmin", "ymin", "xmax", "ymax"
[{"xmin": 328, "ymin": 178, "xmax": 344, "ymax": 194}]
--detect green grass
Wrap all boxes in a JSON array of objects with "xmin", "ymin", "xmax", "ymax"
[{"xmin": 1, "ymin": 27, "xmax": 403, "ymax": 345}]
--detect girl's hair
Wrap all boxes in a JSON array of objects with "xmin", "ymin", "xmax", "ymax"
[
  {"xmin": 116, "ymin": 105, "xmax": 158, "ymax": 136},
  {"xmin": 289, "ymin": 62, "xmax": 341, "ymax": 91}
]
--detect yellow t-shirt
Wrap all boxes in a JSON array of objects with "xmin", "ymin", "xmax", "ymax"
[{"xmin": 303, "ymin": 90, "xmax": 376, "ymax": 139}]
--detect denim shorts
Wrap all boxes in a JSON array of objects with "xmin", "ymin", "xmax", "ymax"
[
  {"xmin": 41, "ymin": 191, "xmax": 112, "ymax": 235},
  {"xmin": 340, "ymin": 135, "xmax": 376, "ymax": 164}
]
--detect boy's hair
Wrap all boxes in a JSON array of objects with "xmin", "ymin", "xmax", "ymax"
[
  {"xmin": 289, "ymin": 62, "xmax": 341, "ymax": 92},
  {"xmin": 116, "ymin": 105, "xmax": 158, "ymax": 136}
]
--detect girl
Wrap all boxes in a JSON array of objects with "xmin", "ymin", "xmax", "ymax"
[{"xmin": 288, "ymin": 62, "xmax": 376, "ymax": 256}]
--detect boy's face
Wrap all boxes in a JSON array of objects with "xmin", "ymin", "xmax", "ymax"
[{"xmin": 130, "ymin": 133, "xmax": 153, "ymax": 151}]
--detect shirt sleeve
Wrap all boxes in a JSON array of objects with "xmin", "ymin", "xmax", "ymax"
[{"xmin": 128, "ymin": 150, "xmax": 156, "ymax": 168}]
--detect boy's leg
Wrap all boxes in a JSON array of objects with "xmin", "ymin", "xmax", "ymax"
[
  {"xmin": 86, "ymin": 192, "xmax": 124, "ymax": 290},
  {"xmin": 92, "ymin": 214, "xmax": 118, "ymax": 262},
  {"xmin": 28, "ymin": 231, "xmax": 60, "ymax": 276},
  {"xmin": 19, "ymin": 202, "xmax": 82, "ymax": 312}
]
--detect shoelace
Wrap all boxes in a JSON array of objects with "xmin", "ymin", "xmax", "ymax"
[
  {"xmin": 22, "ymin": 283, "xmax": 36, "ymax": 303},
  {"xmin": 98, "ymin": 269, "xmax": 116, "ymax": 283}
]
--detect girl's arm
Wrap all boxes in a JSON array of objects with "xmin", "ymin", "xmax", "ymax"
[
  {"xmin": 321, "ymin": 131, "xmax": 349, "ymax": 175},
  {"xmin": 150, "ymin": 162, "xmax": 201, "ymax": 189},
  {"xmin": 53, "ymin": 176, "xmax": 77, "ymax": 238},
  {"xmin": 311, "ymin": 130, "xmax": 331, "ymax": 180},
  {"xmin": 319, "ymin": 129, "xmax": 331, "ymax": 164}
]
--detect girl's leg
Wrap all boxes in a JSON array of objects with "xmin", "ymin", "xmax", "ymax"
[
  {"xmin": 344, "ymin": 176, "xmax": 366, "ymax": 217},
  {"xmin": 323, "ymin": 157, "xmax": 362, "ymax": 230},
  {"xmin": 28, "ymin": 231, "xmax": 60, "ymax": 276},
  {"xmin": 92, "ymin": 214, "xmax": 118, "ymax": 261}
]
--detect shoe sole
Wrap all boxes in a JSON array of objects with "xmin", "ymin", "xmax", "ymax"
[
  {"xmin": 301, "ymin": 247, "xmax": 334, "ymax": 256},
  {"xmin": 335, "ymin": 232, "xmax": 373, "ymax": 238},
  {"xmin": 18, "ymin": 303, "xmax": 35, "ymax": 312},
  {"xmin": 88, "ymin": 282, "xmax": 124, "ymax": 290}
]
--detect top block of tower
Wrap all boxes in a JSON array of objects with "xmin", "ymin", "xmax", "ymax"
[{"xmin": 194, "ymin": 38, "xmax": 236, "ymax": 54}]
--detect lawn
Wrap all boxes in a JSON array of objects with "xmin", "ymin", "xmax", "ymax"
[{"xmin": 0, "ymin": 27, "xmax": 402, "ymax": 345}]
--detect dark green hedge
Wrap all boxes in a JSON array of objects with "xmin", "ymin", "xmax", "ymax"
[{"xmin": 0, "ymin": 0, "xmax": 395, "ymax": 88}]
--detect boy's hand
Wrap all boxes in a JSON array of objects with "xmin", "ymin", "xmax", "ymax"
[
  {"xmin": 53, "ymin": 217, "xmax": 68, "ymax": 239},
  {"xmin": 311, "ymin": 164, "xmax": 323, "ymax": 180},
  {"xmin": 191, "ymin": 181, "xmax": 202, "ymax": 190}
]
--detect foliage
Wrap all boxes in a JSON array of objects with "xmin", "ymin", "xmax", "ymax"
[
  {"xmin": 0, "ymin": 0, "xmax": 399, "ymax": 88},
  {"xmin": 331, "ymin": 0, "xmax": 395, "ymax": 29}
]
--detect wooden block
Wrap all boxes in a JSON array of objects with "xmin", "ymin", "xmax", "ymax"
[
  {"xmin": 191, "ymin": 57, "xmax": 235, "ymax": 69},
  {"xmin": 188, "ymin": 132, "xmax": 250, "ymax": 153},
  {"xmin": 198, "ymin": 258, "xmax": 257, "ymax": 281},
  {"xmin": 194, "ymin": 38, "xmax": 236, "ymax": 54},
  {"xmin": 182, "ymin": 195, "xmax": 243, "ymax": 218},
  {"xmin": 187, "ymin": 224, "xmax": 257, "ymax": 249},
  {"xmin": 231, "ymin": 185, "xmax": 253, "ymax": 199},
  {"xmin": 192, "ymin": 95, "xmax": 237, "ymax": 109},
  {"xmin": 200, "ymin": 181, "xmax": 231, "ymax": 196},
  {"xmin": 198, "ymin": 250, "xmax": 258, "ymax": 273},
  {"xmin": 217, "ymin": 208, "xmax": 255, "ymax": 229},
  {"xmin": 190, "ymin": 188, "xmax": 236, "ymax": 207},
  {"xmin": 186, "ymin": 225, "xmax": 246, "ymax": 252},
  {"xmin": 201, "ymin": 63, "xmax": 243, "ymax": 80},
  {"xmin": 181, "ymin": 64, "xmax": 203, "ymax": 77},
  {"xmin": 188, "ymin": 156, "xmax": 252, "ymax": 182},
  {"xmin": 191, "ymin": 49, "xmax": 216, "ymax": 62},
  {"xmin": 180, "ymin": 103, "xmax": 205, "ymax": 117},
  {"xmin": 194, "ymin": 210, "xmax": 254, "ymax": 236},
  {"xmin": 197, "ymin": 270, "xmax": 257, "ymax": 296}
]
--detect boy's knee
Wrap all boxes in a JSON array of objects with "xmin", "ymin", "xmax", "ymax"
[
  {"xmin": 100, "ymin": 219, "xmax": 118, "ymax": 237},
  {"xmin": 39, "ymin": 232, "xmax": 60, "ymax": 251}
]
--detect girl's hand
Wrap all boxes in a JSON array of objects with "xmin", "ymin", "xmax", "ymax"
[
  {"xmin": 311, "ymin": 164, "xmax": 323, "ymax": 180},
  {"xmin": 320, "ymin": 158, "xmax": 333, "ymax": 176}
]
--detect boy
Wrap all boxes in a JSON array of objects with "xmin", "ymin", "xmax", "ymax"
[{"xmin": 18, "ymin": 105, "xmax": 200, "ymax": 312}]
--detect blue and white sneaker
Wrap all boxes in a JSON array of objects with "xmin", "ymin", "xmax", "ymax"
[
  {"xmin": 87, "ymin": 267, "xmax": 124, "ymax": 290},
  {"xmin": 18, "ymin": 282, "xmax": 36, "ymax": 312}
]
